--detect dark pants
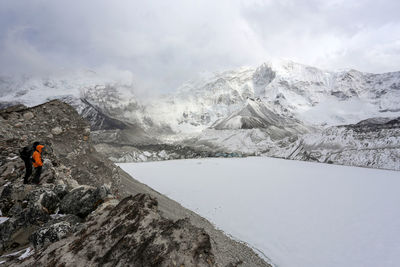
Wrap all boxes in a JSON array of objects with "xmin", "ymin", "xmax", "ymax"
[
  {"xmin": 23, "ymin": 159, "xmax": 32, "ymax": 184},
  {"xmin": 32, "ymin": 166, "xmax": 42, "ymax": 184}
]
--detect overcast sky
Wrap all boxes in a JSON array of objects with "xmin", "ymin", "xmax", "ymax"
[{"xmin": 1, "ymin": 0, "xmax": 399, "ymax": 91}]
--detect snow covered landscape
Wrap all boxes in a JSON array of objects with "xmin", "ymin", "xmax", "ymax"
[
  {"xmin": 2, "ymin": 1, "xmax": 400, "ymax": 266},
  {"xmin": 119, "ymin": 157, "xmax": 400, "ymax": 267},
  {"xmin": 1, "ymin": 58, "xmax": 399, "ymax": 266}
]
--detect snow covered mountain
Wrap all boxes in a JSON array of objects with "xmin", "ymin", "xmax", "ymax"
[
  {"xmin": 145, "ymin": 60, "xmax": 400, "ymax": 132},
  {"xmin": 0, "ymin": 70, "xmax": 157, "ymax": 145},
  {"xmin": 1, "ymin": 60, "xmax": 399, "ymax": 170}
]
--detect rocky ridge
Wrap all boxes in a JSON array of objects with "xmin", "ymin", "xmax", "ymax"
[
  {"xmin": 0, "ymin": 101, "xmax": 270, "ymax": 266},
  {"xmin": 284, "ymin": 117, "xmax": 400, "ymax": 170}
]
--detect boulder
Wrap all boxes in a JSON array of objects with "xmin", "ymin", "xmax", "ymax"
[
  {"xmin": 59, "ymin": 185, "xmax": 111, "ymax": 218},
  {"xmin": 23, "ymin": 112, "xmax": 34, "ymax": 120},
  {"xmin": 51, "ymin": 127, "xmax": 63, "ymax": 135},
  {"xmin": 53, "ymin": 184, "xmax": 68, "ymax": 200},
  {"xmin": 83, "ymin": 127, "xmax": 90, "ymax": 136},
  {"xmin": 29, "ymin": 213, "xmax": 82, "ymax": 250},
  {"xmin": 20, "ymin": 203, "xmax": 51, "ymax": 225},
  {"xmin": 26, "ymin": 187, "xmax": 61, "ymax": 214},
  {"xmin": 0, "ymin": 204, "xmax": 50, "ymax": 252},
  {"xmin": 0, "ymin": 218, "xmax": 17, "ymax": 251},
  {"xmin": 0, "ymin": 184, "xmax": 31, "ymax": 216},
  {"xmin": 29, "ymin": 221, "xmax": 72, "ymax": 250},
  {"xmin": 0, "ymin": 185, "xmax": 68, "ymax": 252}
]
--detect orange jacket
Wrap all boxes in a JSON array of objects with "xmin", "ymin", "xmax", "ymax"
[{"xmin": 32, "ymin": 145, "xmax": 44, "ymax": 167}]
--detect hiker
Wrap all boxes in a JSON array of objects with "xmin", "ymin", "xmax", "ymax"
[
  {"xmin": 19, "ymin": 141, "xmax": 40, "ymax": 184},
  {"xmin": 32, "ymin": 144, "xmax": 44, "ymax": 184}
]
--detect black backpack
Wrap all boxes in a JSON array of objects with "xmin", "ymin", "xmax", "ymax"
[
  {"xmin": 19, "ymin": 142, "xmax": 40, "ymax": 161},
  {"xmin": 19, "ymin": 146, "xmax": 33, "ymax": 161}
]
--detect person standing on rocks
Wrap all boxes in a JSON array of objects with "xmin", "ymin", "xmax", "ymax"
[
  {"xmin": 19, "ymin": 141, "xmax": 40, "ymax": 184},
  {"xmin": 32, "ymin": 144, "xmax": 44, "ymax": 184}
]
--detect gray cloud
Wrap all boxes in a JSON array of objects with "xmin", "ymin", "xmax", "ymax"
[{"xmin": 0, "ymin": 0, "xmax": 399, "ymax": 92}]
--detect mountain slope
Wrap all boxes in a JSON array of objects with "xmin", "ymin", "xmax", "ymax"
[
  {"xmin": 146, "ymin": 61, "xmax": 400, "ymax": 132},
  {"xmin": 0, "ymin": 61, "xmax": 399, "ymax": 170},
  {"xmin": 285, "ymin": 117, "xmax": 400, "ymax": 170}
]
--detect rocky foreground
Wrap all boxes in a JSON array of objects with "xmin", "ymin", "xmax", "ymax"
[{"xmin": 0, "ymin": 100, "xmax": 269, "ymax": 266}]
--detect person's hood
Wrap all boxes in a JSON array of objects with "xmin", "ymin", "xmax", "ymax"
[{"xmin": 36, "ymin": 145, "xmax": 44, "ymax": 153}]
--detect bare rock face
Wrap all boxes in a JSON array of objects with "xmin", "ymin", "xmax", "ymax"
[{"xmin": 23, "ymin": 193, "xmax": 215, "ymax": 267}]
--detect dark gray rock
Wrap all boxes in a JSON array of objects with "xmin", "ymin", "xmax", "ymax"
[
  {"xmin": 53, "ymin": 184, "xmax": 68, "ymax": 199},
  {"xmin": 30, "ymin": 221, "xmax": 72, "ymax": 250},
  {"xmin": 28, "ymin": 213, "xmax": 82, "ymax": 250},
  {"xmin": 40, "ymin": 191, "xmax": 59, "ymax": 214},
  {"xmin": 0, "ymin": 218, "xmax": 17, "ymax": 251},
  {"xmin": 59, "ymin": 185, "xmax": 110, "ymax": 218},
  {"xmin": 0, "ymin": 185, "xmax": 62, "ymax": 252},
  {"xmin": 0, "ymin": 202, "xmax": 50, "ymax": 252},
  {"xmin": 26, "ymin": 187, "xmax": 60, "ymax": 214},
  {"xmin": 19, "ymin": 203, "xmax": 51, "ymax": 226},
  {"xmin": 0, "ymin": 184, "xmax": 31, "ymax": 217}
]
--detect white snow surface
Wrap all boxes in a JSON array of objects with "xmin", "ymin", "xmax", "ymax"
[
  {"xmin": 0, "ymin": 217, "xmax": 9, "ymax": 224},
  {"xmin": 18, "ymin": 247, "xmax": 34, "ymax": 260},
  {"xmin": 119, "ymin": 157, "xmax": 400, "ymax": 267}
]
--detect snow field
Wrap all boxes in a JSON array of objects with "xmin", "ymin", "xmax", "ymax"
[{"xmin": 119, "ymin": 157, "xmax": 400, "ymax": 267}]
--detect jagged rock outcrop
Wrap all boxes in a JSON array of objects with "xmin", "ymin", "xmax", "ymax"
[
  {"xmin": 20, "ymin": 194, "xmax": 215, "ymax": 267},
  {"xmin": 0, "ymin": 183, "xmax": 110, "ymax": 254}
]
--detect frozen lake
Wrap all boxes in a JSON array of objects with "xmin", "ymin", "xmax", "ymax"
[{"xmin": 118, "ymin": 157, "xmax": 400, "ymax": 267}]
